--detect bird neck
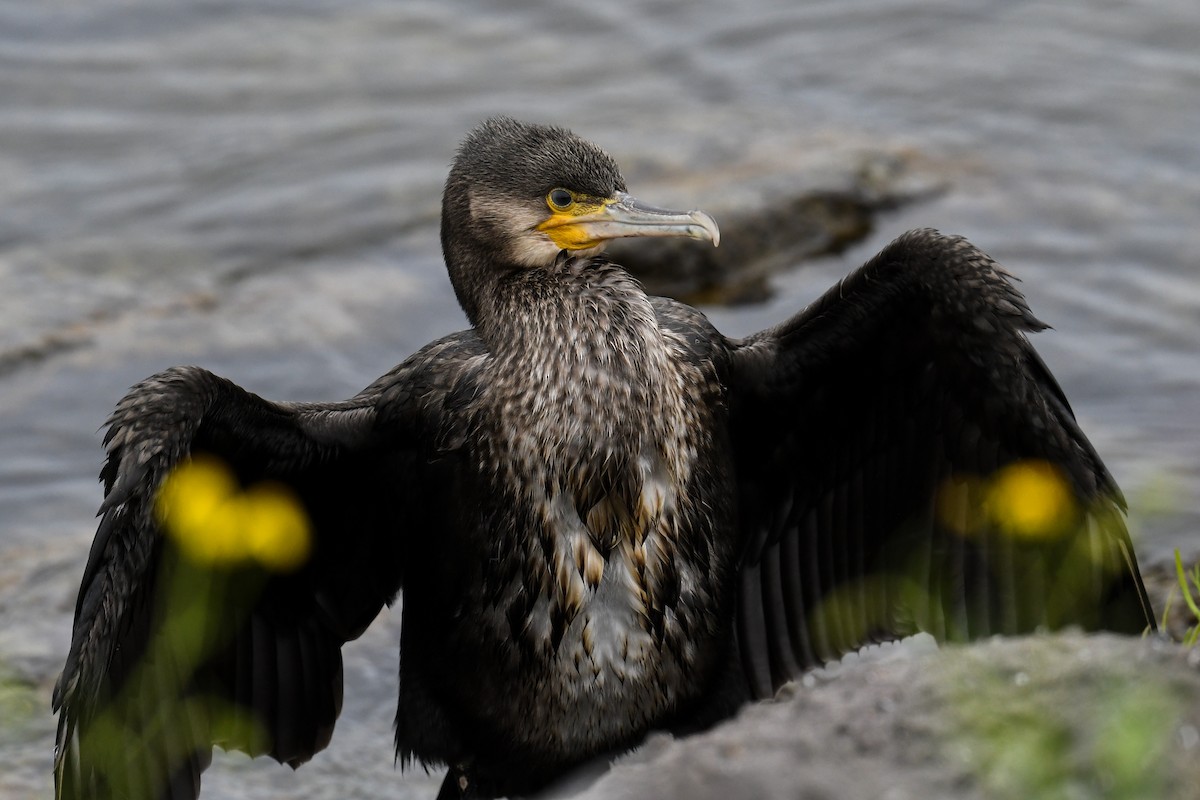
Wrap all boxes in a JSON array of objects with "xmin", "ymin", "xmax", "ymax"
[
  {"xmin": 473, "ymin": 255, "xmax": 697, "ymax": 562},
  {"xmin": 476, "ymin": 254, "xmax": 659, "ymax": 363}
]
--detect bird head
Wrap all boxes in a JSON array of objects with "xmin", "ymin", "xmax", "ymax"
[{"xmin": 441, "ymin": 117, "xmax": 719, "ymax": 323}]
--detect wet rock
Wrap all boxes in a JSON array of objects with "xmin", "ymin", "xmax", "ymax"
[{"xmin": 554, "ymin": 632, "xmax": 1200, "ymax": 800}]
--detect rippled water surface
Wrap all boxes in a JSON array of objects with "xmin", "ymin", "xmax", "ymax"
[{"xmin": 2, "ymin": 1, "xmax": 1197, "ymax": 797}]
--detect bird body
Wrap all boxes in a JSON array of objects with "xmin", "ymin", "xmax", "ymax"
[
  {"xmin": 389, "ymin": 256, "xmax": 742, "ymax": 793},
  {"xmin": 54, "ymin": 117, "xmax": 1154, "ymax": 800}
]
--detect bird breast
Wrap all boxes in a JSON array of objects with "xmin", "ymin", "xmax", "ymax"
[
  {"xmin": 450, "ymin": 268, "xmax": 732, "ymax": 750},
  {"xmin": 483, "ymin": 349, "xmax": 697, "ymax": 664}
]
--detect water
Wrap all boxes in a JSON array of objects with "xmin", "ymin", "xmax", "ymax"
[{"xmin": 1, "ymin": 0, "xmax": 1197, "ymax": 796}]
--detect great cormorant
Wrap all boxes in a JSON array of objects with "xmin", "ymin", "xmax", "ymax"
[{"xmin": 54, "ymin": 116, "xmax": 1155, "ymax": 800}]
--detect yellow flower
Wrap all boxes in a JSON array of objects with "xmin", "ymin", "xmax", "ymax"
[
  {"xmin": 154, "ymin": 456, "xmax": 312, "ymax": 572},
  {"xmin": 938, "ymin": 460, "xmax": 1080, "ymax": 540},
  {"xmin": 985, "ymin": 460, "xmax": 1077, "ymax": 540},
  {"xmin": 241, "ymin": 483, "xmax": 312, "ymax": 572},
  {"xmin": 935, "ymin": 474, "xmax": 989, "ymax": 537}
]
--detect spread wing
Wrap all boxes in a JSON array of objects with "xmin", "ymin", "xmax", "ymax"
[
  {"xmin": 53, "ymin": 334, "xmax": 484, "ymax": 800},
  {"xmin": 728, "ymin": 229, "xmax": 1155, "ymax": 698}
]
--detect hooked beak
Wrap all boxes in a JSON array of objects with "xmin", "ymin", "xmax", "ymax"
[{"xmin": 538, "ymin": 192, "xmax": 720, "ymax": 251}]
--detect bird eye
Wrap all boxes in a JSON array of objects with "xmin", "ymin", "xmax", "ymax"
[{"xmin": 547, "ymin": 188, "xmax": 575, "ymax": 211}]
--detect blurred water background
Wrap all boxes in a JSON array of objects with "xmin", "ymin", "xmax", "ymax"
[{"xmin": 1, "ymin": 1, "xmax": 1197, "ymax": 797}]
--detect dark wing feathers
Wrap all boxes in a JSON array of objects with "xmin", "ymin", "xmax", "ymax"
[
  {"xmin": 729, "ymin": 229, "xmax": 1154, "ymax": 698},
  {"xmin": 54, "ymin": 333, "xmax": 480, "ymax": 800},
  {"xmin": 55, "ymin": 224, "xmax": 1154, "ymax": 794}
]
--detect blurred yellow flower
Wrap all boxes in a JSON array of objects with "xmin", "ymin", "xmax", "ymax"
[
  {"xmin": 154, "ymin": 455, "xmax": 311, "ymax": 571},
  {"xmin": 938, "ymin": 460, "xmax": 1080, "ymax": 541},
  {"xmin": 985, "ymin": 460, "xmax": 1077, "ymax": 540},
  {"xmin": 935, "ymin": 474, "xmax": 989, "ymax": 537},
  {"xmin": 241, "ymin": 483, "xmax": 312, "ymax": 572}
]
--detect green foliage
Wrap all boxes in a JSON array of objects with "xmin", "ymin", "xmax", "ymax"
[
  {"xmin": 1162, "ymin": 549, "xmax": 1200, "ymax": 647},
  {"xmin": 0, "ymin": 664, "xmax": 39, "ymax": 744},
  {"xmin": 68, "ymin": 554, "xmax": 269, "ymax": 798},
  {"xmin": 1094, "ymin": 684, "xmax": 1178, "ymax": 799},
  {"xmin": 948, "ymin": 660, "xmax": 1179, "ymax": 800},
  {"xmin": 60, "ymin": 454, "xmax": 309, "ymax": 798}
]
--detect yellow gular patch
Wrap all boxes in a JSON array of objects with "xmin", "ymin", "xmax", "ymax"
[{"xmin": 536, "ymin": 200, "xmax": 611, "ymax": 251}]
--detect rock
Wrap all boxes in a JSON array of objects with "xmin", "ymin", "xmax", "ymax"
[{"xmin": 550, "ymin": 633, "xmax": 1200, "ymax": 800}]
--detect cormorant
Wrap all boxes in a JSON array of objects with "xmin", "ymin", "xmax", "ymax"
[{"xmin": 54, "ymin": 116, "xmax": 1155, "ymax": 800}]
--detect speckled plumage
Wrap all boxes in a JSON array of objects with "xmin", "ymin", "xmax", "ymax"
[
  {"xmin": 55, "ymin": 118, "xmax": 1155, "ymax": 800},
  {"xmin": 393, "ymin": 257, "xmax": 738, "ymax": 789}
]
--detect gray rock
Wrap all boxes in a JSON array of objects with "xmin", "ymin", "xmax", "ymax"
[{"xmin": 551, "ymin": 633, "xmax": 1200, "ymax": 800}]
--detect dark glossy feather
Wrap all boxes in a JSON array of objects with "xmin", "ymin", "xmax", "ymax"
[
  {"xmin": 729, "ymin": 229, "xmax": 1154, "ymax": 697},
  {"xmin": 53, "ymin": 333, "xmax": 484, "ymax": 800}
]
